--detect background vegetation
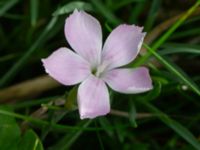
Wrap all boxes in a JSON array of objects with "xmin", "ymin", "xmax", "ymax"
[{"xmin": 0, "ymin": 0, "xmax": 200, "ymax": 149}]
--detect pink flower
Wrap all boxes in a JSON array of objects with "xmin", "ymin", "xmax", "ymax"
[{"xmin": 42, "ymin": 10, "xmax": 153, "ymax": 119}]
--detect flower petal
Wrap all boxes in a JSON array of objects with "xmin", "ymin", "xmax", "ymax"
[
  {"xmin": 65, "ymin": 10, "xmax": 102, "ymax": 66},
  {"xmin": 42, "ymin": 47, "xmax": 91, "ymax": 85},
  {"xmin": 78, "ymin": 75, "xmax": 110, "ymax": 119},
  {"xmin": 103, "ymin": 67, "xmax": 153, "ymax": 94},
  {"xmin": 102, "ymin": 24, "xmax": 145, "ymax": 70}
]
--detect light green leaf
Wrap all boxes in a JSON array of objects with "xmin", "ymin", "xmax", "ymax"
[
  {"xmin": 139, "ymin": 81, "xmax": 162, "ymax": 101},
  {"xmin": 53, "ymin": 1, "xmax": 93, "ymax": 16},
  {"xmin": 18, "ymin": 129, "xmax": 43, "ymax": 150},
  {"xmin": 65, "ymin": 86, "xmax": 78, "ymax": 110},
  {"xmin": 0, "ymin": 106, "xmax": 20, "ymax": 150}
]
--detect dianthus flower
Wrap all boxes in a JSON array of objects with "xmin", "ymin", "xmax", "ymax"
[{"xmin": 42, "ymin": 10, "xmax": 153, "ymax": 119}]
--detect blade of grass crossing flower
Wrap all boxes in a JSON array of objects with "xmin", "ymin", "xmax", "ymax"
[
  {"xmin": 134, "ymin": 1, "xmax": 200, "ymax": 66},
  {"xmin": 139, "ymin": 100, "xmax": 200, "ymax": 150},
  {"xmin": 143, "ymin": 43, "xmax": 200, "ymax": 96},
  {"xmin": 0, "ymin": 16, "xmax": 58, "ymax": 87}
]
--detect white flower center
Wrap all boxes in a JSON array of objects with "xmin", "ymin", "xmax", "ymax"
[{"xmin": 91, "ymin": 63, "xmax": 108, "ymax": 78}]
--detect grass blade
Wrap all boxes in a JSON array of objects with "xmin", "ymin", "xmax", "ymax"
[
  {"xmin": 0, "ymin": 16, "xmax": 58, "ymax": 87},
  {"xmin": 135, "ymin": 1, "xmax": 200, "ymax": 66},
  {"xmin": 90, "ymin": 0, "xmax": 121, "ymax": 25},
  {"xmin": 30, "ymin": 0, "xmax": 39, "ymax": 27},
  {"xmin": 143, "ymin": 43, "xmax": 200, "ymax": 96},
  {"xmin": 139, "ymin": 100, "xmax": 200, "ymax": 150},
  {"xmin": 160, "ymin": 47, "xmax": 200, "ymax": 55},
  {"xmin": 144, "ymin": 0, "xmax": 161, "ymax": 31},
  {"xmin": 48, "ymin": 120, "xmax": 92, "ymax": 150},
  {"xmin": 0, "ymin": 0, "xmax": 19, "ymax": 17}
]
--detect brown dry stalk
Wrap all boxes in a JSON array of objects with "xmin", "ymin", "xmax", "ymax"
[
  {"xmin": 1, "ymin": 7, "xmax": 200, "ymax": 101},
  {"xmin": 110, "ymin": 109, "xmax": 153, "ymax": 119},
  {"xmin": 0, "ymin": 75, "xmax": 61, "ymax": 102}
]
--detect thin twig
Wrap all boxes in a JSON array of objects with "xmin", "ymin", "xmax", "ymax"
[{"xmin": 110, "ymin": 109, "xmax": 154, "ymax": 119}]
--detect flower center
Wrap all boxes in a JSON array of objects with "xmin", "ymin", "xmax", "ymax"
[
  {"xmin": 91, "ymin": 68, "xmax": 97, "ymax": 75},
  {"xmin": 91, "ymin": 64, "xmax": 107, "ymax": 78}
]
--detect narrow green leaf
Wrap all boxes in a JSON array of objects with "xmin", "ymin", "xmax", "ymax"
[
  {"xmin": 0, "ymin": 106, "xmax": 20, "ymax": 150},
  {"xmin": 30, "ymin": 0, "xmax": 39, "ymax": 26},
  {"xmin": 112, "ymin": 0, "xmax": 145, "ymax": 10},
  {"xmin": 160, "ymin": 47, "xmax": 200, "ymax": 55},
  {"xmin": 0, "ymin": 16, "xmax": 59, "ymax": 87},
  {"xmin": 139, "ymin": 101, "xmax": 200, "ymax": 150},
  {"xmin": 48, "ymin": 120, "xmax": 92, "ymax": 150},
  {"xmin": 152, "ymin": 1, "xmax": 200, "ymax": 50},
  {"xmin": 144, "ymin": 0, "xmax": 161, "ymax": 31},
  {"xmin": 129, "ymin": 100, "xmax": 137, "ymax": 127},
  {"xmin": 0, "ymin": 108, "xmax": 102, "ymax": 132},
  {"xmin": 90, "ymin": 0, "xmax": 121, "ymax": 25},
  {"xmin": 170, "ymin": 28, "xmax": 200, "ymax": 39},
  {"xmin": 0, "ymin": 0, "xmax": 19, "ymax": 17},
  {"xmin": 134, "ymin": 1, "xmax": 200, "ymax": 66},
  {"xmin": 18, "ymin": 129, "xmax": 44, "ymax": 150},
  {"xmin": 143, "ymin": 43, "xmax": 200, "ymax": 96},
  {"xmin": 65, "ymin": 86, "xmax": 78, "ymax": 110},
  {"xmin": 129, "ymin": 1, "xmax": 146, "ymax": 23},
  {"xmin": 99, "ymin": 118, "xmax": 113, "ymax": 137},
  {"xmin": 162, "ymin": 42, "xmax": 200, "ymax": 50},
  {"xmin": 139, "ymin": 81, "xmax": 162, "ymax": 101}
]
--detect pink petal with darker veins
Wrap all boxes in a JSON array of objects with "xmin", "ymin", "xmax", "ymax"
[
  {"xmin": 78, "ymin": 75, "xmax": 110, "ymax": 119},
  {"xmin": 103, "ymin": 67, "xmax": 153, "ymax": 94},
  {"xmin": 65, "ymin": 10, "xmax": 102, "ymax": 67},
  {"xmin": 42, "ymin": 47, "xmax": 91, "ymax": 86},
  {"xmin": 102, "ymin": 24, "xmax": 145, "ymax": 70}
]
